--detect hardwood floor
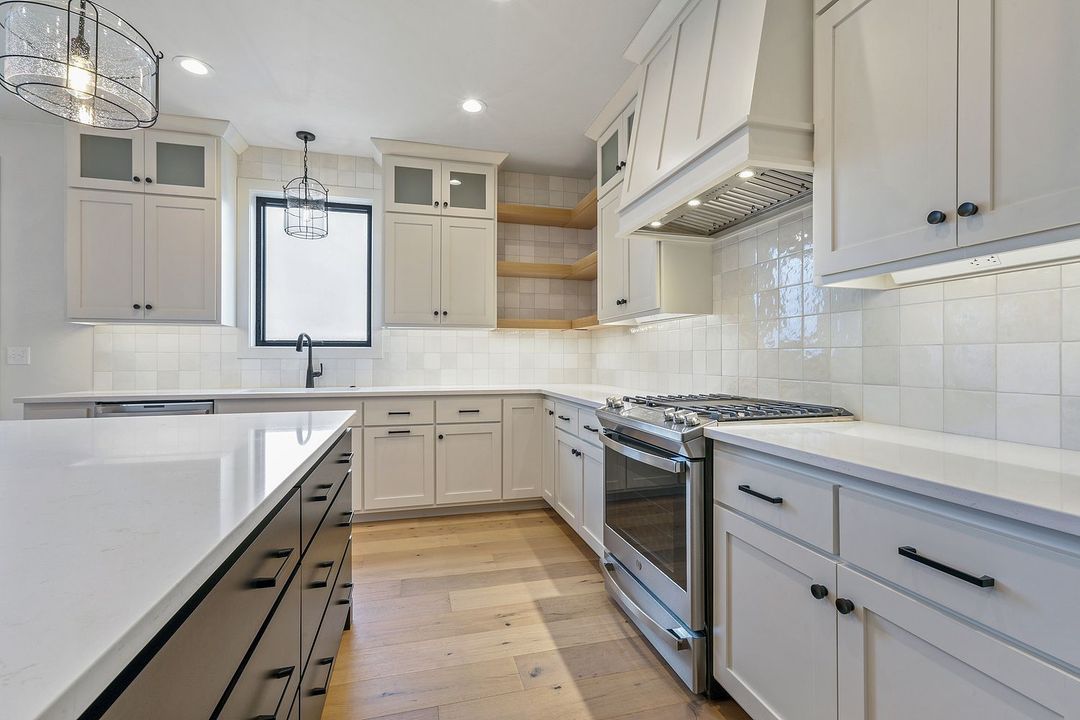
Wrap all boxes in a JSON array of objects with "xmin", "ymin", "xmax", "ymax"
[{"xmin": 324, "ymin": 508, "xmax": 751, "ymax": 720}]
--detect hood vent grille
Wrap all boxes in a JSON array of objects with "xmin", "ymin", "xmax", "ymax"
[{"xmin": 648, "ymin": 170, "xmax": 813, "ymax": 238}]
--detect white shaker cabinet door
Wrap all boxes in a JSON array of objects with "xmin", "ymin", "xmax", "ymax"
[
  {"xmin": 362, "ymin": 426, "xmax": 435, "ymax": 510},
  {"xmin": 541, "ymin": 400, "xmax": 557, "ymax": 506},
  {"xmin": 502, "ymin": 397, "xmax": 543, "ymax": 500},
  {"xmin": 436, "ymin": 423, "xmax": 502, "ymax": 505},
  {"xmin": 439, "ymin": 217, "xmax": 495, "ymax": 327},
  {"xmin": 67, "ymin": 189, "xmax": 145, "ymax": 321},
  {"xmin": 143, "ymin": 195, "xmax": 217, "ymax": 322},
  {"xmin": 554, "ymin": 434, "xmax": 583, "ymax": 528},
  {"xmin": 579, "ymin": 442, "xmax": 604, "ymax": 556},
  {"xmin": 597, "ymin": 189, "xmax": 628, "ymax": 321},
  {"xmin": 624, "ymin": 236, "xmax": 660, "ymax": 317},
  {"xmin": 384, "ymin": 213, "xmax": 441, "ymax": 326}
]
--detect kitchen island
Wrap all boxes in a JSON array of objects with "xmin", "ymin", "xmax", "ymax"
[{"xmin": 0, "ymin": 410, "xmax": 355, "ymax": 720}]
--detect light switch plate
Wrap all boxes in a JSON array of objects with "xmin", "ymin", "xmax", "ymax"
[{"xmin": 6, "ymin": 346, "xmax": 30, "ymax": 365}]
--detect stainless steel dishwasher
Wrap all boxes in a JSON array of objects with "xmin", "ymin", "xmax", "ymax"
[{"xmin": 93, "ymin": 400, "xmax": 215, "ymax": 417}]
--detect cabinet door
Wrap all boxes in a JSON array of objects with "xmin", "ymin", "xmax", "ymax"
[
  {"xmin": 555, "ymin": 434, "xmax": 583, "ymax": 528},
  {"xmin": 956, "ymin": 0, "xmax": 1080, "ymax": 248},
  {"xmin": 503, "ymin": 397, "xmax": 543, "ymax": 500},
  {"xmin": 67, "ymin": 190, "xmax": 145, "ymax": 320},
  {"xmin": 143, "ymin": 130, "xmax": 218, "ymax": 199},
  {"xmin": 814, "ymin": 0, "xmax": 959, "ymax": 276},
  {"xmin": 440, "ymin": 217, "xmax": 495, "ymax": 327},
  {"xmin": 384, "ymin": 213, "xmax": 441, "ymax": 325},
  {"xmin": 836, "ymin": 565, "xmax": 1080, "ymax": 719},
  {"xmin": 386, "ymin": 156, "xmax": 441, "ymax": 215},
  {"xmin": 436, "ymin": 423, "xmax": 502, "ymax": 504},
  {"xmin": 597, "ymin": 113, "xmax": 625, "ymax": 199},
  {"xmin": 144, "ymin": 196, "xmax": 217, "ymax": 322},
  {"xmin": 579, "ymin": 442, "xmax": 604, "ymax": 556},
  {"xmin": 442, "ymin": 161, "xmax": 495, "ymax": 219},
  {"xmin": 362, "ymin": 426, "xmax": 435, "ymax": 510},
  {"xmin": 597, "ymin": 189, "xmax": 628, "ymax": 321},
  {"xmin": 66, "ymin": 126, "xmax": 145, "ymax": 192},
  {"xmin": 541, "ymin": 401, "xmax": 556, "ymax": 506},
  {"xmin": 713, "ymin": 507, "xmax": 837, "ymax": 720},
  {"xmin": 624, "ymin": 236, "xmax": 660, "ymax": 317}
]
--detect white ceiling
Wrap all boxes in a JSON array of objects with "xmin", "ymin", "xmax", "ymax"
[{"xmin": 0, "ymin": 0, "xmax": 657, "ymax": 177}]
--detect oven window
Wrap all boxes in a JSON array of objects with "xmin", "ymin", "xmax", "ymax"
[{"xmin": 604, "ymin": 448, "xmax": 687, "ymax": 588}]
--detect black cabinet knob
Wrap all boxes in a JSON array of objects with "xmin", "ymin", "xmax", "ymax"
[
  {"xmin": 133, "ymin": 176, "xmax": 141, "ymax": 182},
  {"xmin": 810, "ymin": 584, "xmax": 829, "ymax": 600},
  {"xmin": 443, "ymin": 201, "xmax": 448, "ymax": 208},
  {"xmin": 835, "ymin": 598, "xmax": 855, "ymax": 615},
  {"xmin": 926, "ymin": 210, "xmax": 946, "ymax": 225},
  {"xmin": 133, "ymin": 303, "xmax": 141, "ymax": 310},
  {"xmin": 145, "ymin": 304, "xmax": 153, "ymax": 310},
  {"xmin": 547, "ymin": 409, "xmax": 554, "ymax": 415},
  {"xmin": 957, "ymin": 202, "xmax": 979, "ymax": 217},
  {"xmin": 145, "ymin": 177, "xmax": 153, "ymax": 184},
  {"xmin": 442, "ymin": 310, "xmax": 448, "ymax": 316},
  {"xmin": 433, "ymin": 201, "xmax": 439, "ymax": 207},
  {"xmin": 438, "ymin": 434, "xmax": 444, "ymax": 440},
  {"xmin": 433, "ymin": 310, "xmax": 439, "ymax": 316}
]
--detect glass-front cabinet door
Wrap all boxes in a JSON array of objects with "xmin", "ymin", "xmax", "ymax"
[
  {"xmin": 386, "ymin": 156, "xmax": 442, "ymax": 215},
  {"xmin": 442, "ymin": 161, "xmax": 495, "ymax": 219},
  {"xmin": 596, "ymin": 101, "xmax": 635, "ymax": 199},
  {"xmin": 144, "ymin": 130, "xmax": 218, "ymax": 199},
  {"xmin": 66, "ymin": 127, "xmax": 146, "ymax": 193}
]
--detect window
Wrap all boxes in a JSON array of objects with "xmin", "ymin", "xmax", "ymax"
[{"xmin": 255, "ymin": 197, "xmax": 372, "ymax": 347}]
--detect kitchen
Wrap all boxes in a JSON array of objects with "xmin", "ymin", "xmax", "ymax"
[{"xmin": 2, "ymin": 0, "xmax": 1080, "ymax": 718}]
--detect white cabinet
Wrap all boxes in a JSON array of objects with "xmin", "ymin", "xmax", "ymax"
[
  {"xmin": 384, "ymin": 213, "xmax": 495, "ymax": 328},
  {"xmin": 143, "ymin": 196, "xmax": 217, "ymax": 321},
  {"xmin": 596, "ymin": 101, "xmax": 635, "ymax": 200},
  {"xmin": 502, "ymin": 397, "xmax": 543, "ymax": 500},
  {"xmin": 362, "ymin": 426, "xmax": 435, "ymax": 510},
  {"xmin": 713, "ymin": 507, "xmax": 837, "ymax": 720},
  {"xmin": 836, "ymin": 565, "xmax": 1080, "ymax": 720},
  {"xmin": 553, "ymin": 426, "xmax": 604, "ymax": 557},
  {"xmin": 541, "ymin": 400, "xmax": 556, "ymax": 506},
  {"xmin": 579, "ymin": 442, "xmax": 604, "ymax": 555},
  {"xmin": 598, "ymin": 190, "xmax": 629, "ymax": 318},
  {"xmin": 555, "ymin": 432, "xmax": 583, "ymax": 528},
  {"xmin": 384, "ymin": 156, "xmax": 495, "ymax": 219},
  {"xmin": 435, "ymin": 423, "xmax": 502, "ymax": 505},
  {"xmin": 442, "ymin": 161, "xmax": 496, "ymax": 220}
]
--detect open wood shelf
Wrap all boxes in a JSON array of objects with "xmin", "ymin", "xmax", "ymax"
[
  {"xmin": 497, "ymin": 251, "xmax": 597, "ymax": 281},
  {"xmin": 497, "ymin": 188, "xmax": 598, "ymax": 230},
  {"xmin": 496, "ymin": 313, "xmax": 601, "ymax": 331}
]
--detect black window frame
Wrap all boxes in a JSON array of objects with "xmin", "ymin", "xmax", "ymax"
[{"xmin": 254, "ymin": 196, "xmax": 373, "ymax": 348}]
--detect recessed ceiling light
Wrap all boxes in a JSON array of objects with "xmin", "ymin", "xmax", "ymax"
[
  {"xmin": 737, "ymin": 169, "xmax": 756, "ymax": 179},
  {"xmin": 687, "ymin": 199, "xmax": 702, "ymax": 207},
  {"xmin": 650, "ymin": 221, "xmax": 662, "ymax": 228},
  {"xmin": 461, "ymin": 98, "xmax": 485, "ymax": 113},
  {"xmin": 449, "ymin": 178, "xmax": 462, "ymax": 186},
  {"xmin": 174, "ymin": 56, "xmax": 212, "ymax": 76}
]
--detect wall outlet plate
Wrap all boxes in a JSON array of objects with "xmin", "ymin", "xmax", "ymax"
[{"xmin": 6, "ymin": 346, "xmax": 30, "ymax": 365}]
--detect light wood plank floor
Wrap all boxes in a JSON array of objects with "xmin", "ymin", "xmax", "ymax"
[{"xmin": 324, "ymin": 508, "xmax": 751, "ymax": 720}]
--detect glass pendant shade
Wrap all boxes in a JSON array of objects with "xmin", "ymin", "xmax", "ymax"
[
  {"xmin": 284, "ymin": 130, "xmax": 328, "ymax": 240},
  {"xmin": 0, "ymin": 0, "xmax": 160, "ymax": 129}
]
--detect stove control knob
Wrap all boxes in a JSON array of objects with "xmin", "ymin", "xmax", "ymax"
[
  {"xmin": 606, "ymin": 396, "xmax": 624, "ymax": 409},
  {"xmin": 673, "ymin": 410, "xmax": 692, "ymax": 425},
  {"xmin": 663, "ymin": 408, "xmax": 678, "ymax": 422},
  {"xmin": 682, "ymin": 412, "xmax": 701, "ymax": 426}
]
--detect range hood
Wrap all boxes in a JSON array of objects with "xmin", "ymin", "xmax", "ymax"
[{"xmin": 617, "ymin": 0, "xmax": 814, "ymax": 239}]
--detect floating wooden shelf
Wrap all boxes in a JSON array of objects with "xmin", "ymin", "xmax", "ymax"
[
  {"xmin": 497, "ymin": 188, "xmax": 598, "ymax": 230},
  {"xmin": 497, "ymin": 313, "xmax": 601, "ymax": 331},
  {"xmin": 497, "ymin": 251, "xmax": 597, "ymax": 281}
]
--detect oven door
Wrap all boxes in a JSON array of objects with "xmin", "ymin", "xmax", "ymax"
[{"xmin": 601, "ymin": 431, "xmax": 704, "ymax": 630}]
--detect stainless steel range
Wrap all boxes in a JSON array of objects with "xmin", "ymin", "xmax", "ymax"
[{"xmin": 596, "ymin": 394, "xmax": 853, "ymax": 693}]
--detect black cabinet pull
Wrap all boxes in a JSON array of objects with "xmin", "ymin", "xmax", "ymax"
[
  {"xmin": 898, "ymin": 546, "xmax": 995, "ymax": 588},
  {"xmin": 336, "ymin": 511, "xmax": 353, "ymax": 528},
  {"xmin": 252, "ymin": 664, "xmax": 296, "ymax": 720},
  {"xmin": 310, "ymin": 560, "xmax": 335, "ymax": 589},
  {"xmin": 309, "ymin": 656, "xmax": 335, "ymax": 696},
  {"xmin": 337, "ymin": 452, "xmax": 353, "ymax": 464},
  {"xmin": 387, "ymin": 411, "xmax": 411, "ymax": 416},
  {"xmin": 810, "ymin": 584, "xmax": 829, "ymax": 600},
  {"xmin": 926, "ymin": 210, "xmax": 946, "ymax": 225},
  {"xmin": 737, "ymin": 484, "xmax": 783, "ymax": 505},
  {"xmin": 458, "ymin": 409, "xmax": 481, "ymax": 414},
  {"xmin": 310, "ymin": 482, "xmax": 335, "ymax": 501},
  {"xmin": 133, "ymin": 303, "xmax": 141, "ymax": 310},
  {"xmin": 582, "ymin": 424, "xmax": 599, "ymax": 433},
  {"xmin": 558, "ymin": 415, "xmax": 571, "ymax": 421},
  {"xmin": 388, "ymin": 429, "xmax": 411, "ymax": 435},
  {"xmin": 835, "ymin": 598, "xmax": 855, "ymax": 615},
  {"xmin": 132, "ymin": 175, "xmax": 141, "ymax": 182},
  {"xmin": 957, "ymin": 201, "xmax": 979, "ymax": 217},
  {"xmin": 249, "ymin": 547, "xmax": 294, "ymax": 589}
]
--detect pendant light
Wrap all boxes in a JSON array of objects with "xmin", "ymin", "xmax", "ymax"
[
  {"xmin": 0, "ymin": 0, "xmax": 161, "ymax": 129},
  {"xmin": 283, "ymin": 130, "xmax": 328, "ymax": 240}
]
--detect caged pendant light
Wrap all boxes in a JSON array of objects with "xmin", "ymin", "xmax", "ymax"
[
  {"xmin": 0, "ymin": 0, "xmax": 161, "ymax": 129},
  {"xmin": 283, "ymin": 130, "xmax": 329, "ymax": 240}
]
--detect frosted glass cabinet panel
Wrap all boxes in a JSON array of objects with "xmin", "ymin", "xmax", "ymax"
[
  {"xmin": 596, "ymin": 101, "xmax": 635, "ymax": 199},
  {"xmin": 69, "ymin": 128, "xmax": 145, "ymax": 192},
  {"xmin": 144, "ymin": 131, "xmax": 218, "ymax": 198},
  {"xmin": 385, "ymin": 157, "xmax": 495, "ymax": 218},
  {"xmin": 442, "ymin": 161, "xmax": 495, "ymax": 218},
  {"xmin": 67, "ymin": 127, "xmax": 217, "ymax": 198}
]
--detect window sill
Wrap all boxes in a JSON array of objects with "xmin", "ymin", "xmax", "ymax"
[{"xmin": 237, "ymin": 344, "xmax": 383, "ymax": 361}]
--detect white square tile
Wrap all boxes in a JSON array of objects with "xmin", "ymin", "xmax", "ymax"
[
  {"xmin": 1062, "ymin": 343, "xmax": 1080, "ymax": 395},
  {"xmin": 943, "ymin": 390, "xmax": 996, "ymax": 438},
  {"xmin": 943, "ymin": 296, "xmax": 996, "ymax": 344},
  {"xmin": 899, "ymin": 302, "xmax": 944, "ymax": 345},
  {"xmin": 899, "ymin": 345, "xmax": 943, "ymax": 388},
  {"xmin": 997, "ymin": 266, "xmax": 1060, "ymax": 294},
  {"xmin": 997, "ymin": 393, "xmax": 1060, "ymax": 447},
  {"xmin": 1061, "ymin": 397, "xmax": 1080, "ymax": 451},
  {"xmin": 943, "ymin": 344, "xmax": 995, "ymax": 391},
  {"xmin": 997, "ymin": 343, "xmax": 1060, "ymax": 394},
  {"xmin": 862, "ymin": 385, "xmax": 900, "ymax": 424},
  {"xmin": 829, "ymin": 347, "xmax": 862, "ymax": 383},
  {"xmin": 830, "ymin": 310, "xmax": 863, "ymax": 347},
  {"xmin": 900, "ymin": 387, "xmax": 944, "ymax": 431},
  {"xmin": 997, "ymin": 290, "xmax": 1061, "ymax": 342},
  {"xmin": 1062, "ymin": 287, "xmax": 1080, "ymax": 341},
  {"xmin": 863, "ymin": 306, "xmax": 899, "ymax": 346},
  {"xmin": 863, "ymin": 346, "xmax": 899, "ymax": 386}
]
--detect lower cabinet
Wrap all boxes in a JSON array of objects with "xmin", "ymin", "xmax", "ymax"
[
  {"xmin": 555, "ymin": 431, "xmax": 583, "ymax": 527},
  {"xmin": 580, "ymin": 442, "xmax": 604, "ymax": 553},
  {"xmin": 502, "ymin": 396, "xmax": 543, "ymax": 500},
  {"xmin": 541, "ymin": 400, "xmax": 557, "ymax": 505},
  {"xmin": 554, "ymin": 429, "xmax": 605, "ymax": 556},
  {"xmin": 362, "ymin": 425, "xmax": 436, "ymax": 510},
  {"xmin": 436, "ymin": 422, "xmax": 503, "ymax": 504}
]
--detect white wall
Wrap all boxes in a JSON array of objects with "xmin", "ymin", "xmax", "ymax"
[{"xmin": 0, "ymin": 117, "xmax": 93, "ymax": 419}]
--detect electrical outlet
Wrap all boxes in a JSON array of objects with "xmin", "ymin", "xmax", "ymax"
[{"xmin": 6, "ymin": 346, "xmax": 30, "ymax": 365}]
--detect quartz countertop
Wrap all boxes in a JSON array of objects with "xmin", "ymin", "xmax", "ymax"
[
  {"xmin": 706, "ymin": 421, "xmax": 1080, "ymax": 537},
  {"xmin": 0, "ymin": 411, "xmax": 355, "ymax": 720}
]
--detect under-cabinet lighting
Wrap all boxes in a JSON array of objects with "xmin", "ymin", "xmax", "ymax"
[{"xmin": 889, "ymin": 238, "xmax": 1080, "ymax": 285}]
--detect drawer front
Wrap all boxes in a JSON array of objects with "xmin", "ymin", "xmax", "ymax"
[
  {"xmin": 840, "ymin": 487, "xmax": 1080, "ymax": 670},
  {"xmin": 577, "ymin": 406, "xmax": 602, "ymax": 447},
  {"xmin": 302, "ymin": 474, "xmax": 352, "ymax": 668},
  {"xmin": 101, "ymin": 491, "xmax": 302, "ymax": 720},
  {"xmin": 330, "ymin": 539, "xmax": 353, "ymax": 629},
  {"xmin": 714, "ymin": 449, "xmax": 837, "ymax": 553},
  {"xmin": 554, "ymin": 402, "xmax": 579, "ymax": 435},
  {"xmin": 300, "ymin": 558, "xmax": 352, "ymax": 720},
  {"xmin": 364, "ymin": 398, "xmax": 434, "ymax": 426},
  {"xmin": 217, "ymin": 567, "xmax": 302, "ymax": 720},
  {"xmin": 436, "ymin": 395, "xmax": 502, "ymax": 423},
  {"xmin": 300, "ymin": 431, "xmax": 352, "ymax": 552}
]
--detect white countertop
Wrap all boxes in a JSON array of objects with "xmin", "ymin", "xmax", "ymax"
[
  {"xmin": 706, "ymin": 421, "xmax": 1080, "ymax": 537},
  {"xmin": 0, "ymin": 411, "xmax": 355, "ymax": 720},
  {"xmin": 14, "ymin": 384, "xmax": 640, "ymax": 409}
]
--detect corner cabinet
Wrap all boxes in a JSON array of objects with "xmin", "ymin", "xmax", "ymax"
[{"xmin": 815, "ymin": 0, "xmax": 1080, "ymax": 282}]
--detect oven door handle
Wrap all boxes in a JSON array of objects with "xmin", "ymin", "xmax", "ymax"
[
  {"xmin": 600, "ymin": 432, "xmax": 686, "ymax": 473},
  {"xmin": 602, "ymin": 559, "xmax": 693, "ymax": 651}
]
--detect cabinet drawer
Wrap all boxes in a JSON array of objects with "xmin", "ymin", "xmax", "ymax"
[
  {"xmin": 840, "ymin": 487, "xmax": 1080, "ymax": 670},
  {"xmin": 302, "ymin": 475, "xmax": 352, "ymax": 669},
  {"xmin": 300, "ymin": 431, "xmax": 352, "ymax": 553},
  {"xmin": 101, "ymin": 491, "xmax": 302, "ymax": 720},
  {"xmin": 364, "ymin": 398, "xmax": 435, "ymax": 426},
  {"xmin": 554, "ymin": 402, "xmax": 578, "ymax": 434},
  {"xmin": 577, "ymin": 407, "xmax": 602, "ymax": 447},
  {"xmin": 217, "ymin": 567, "xmax": 302, "ymax": 720},
  {"xmin": 714, "ymin": 449, "xmax": 837, "ymax": 553},
  {"xmin": 300, "ymin": 558, "xmax": 352, "ymax": 720},
  {"xmin": 436, "ymin": 395, "xmax": 502, "ymax": 423}
]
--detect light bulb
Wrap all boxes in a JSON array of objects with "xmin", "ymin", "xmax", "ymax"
[
  {"xmin": 67, "ymin": 55, "xmax": 95, "ymax": 98},
  {"xmin": 461, "ymin": 98, "xmax": 485, "ymax": 113},
  {"xmin": 687, "ymin": 199, "xmax": 702, "ymax": 207},
  {"xmin": 650, "ymin": 221, "xmax": 662, "ymax": 228},
  {"xmin": 76, "ymin": 102, "xmax": 94, "ymax": 125},
  {"xmin": 737, "ymin": 169, "xmax": 756, "ymax": 179}
]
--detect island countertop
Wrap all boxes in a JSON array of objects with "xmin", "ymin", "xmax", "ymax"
[{"xmin": 0, "ymin": 410, "xmax": 355, "ymax": 720}]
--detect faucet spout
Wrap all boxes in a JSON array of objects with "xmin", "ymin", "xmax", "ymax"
[{"xmin": 295, "ymin": 333, "xmax": 323, "ymax": 388}]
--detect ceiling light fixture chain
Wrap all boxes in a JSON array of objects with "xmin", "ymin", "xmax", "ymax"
[{"xmin": 283, "ymin": 130, "xmax": 329, "ymax": 240}]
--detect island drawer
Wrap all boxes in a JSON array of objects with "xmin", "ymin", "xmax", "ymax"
[
  {"xmin": 300, "ymin": 556, "xmax": 353, "ymax": 720},
  {"xmin": 302, "ymin": 475, "xmax": 352, "ymax": 669},
  {"xmin": 364, "ymin": 398, "xmax": 435, "ymax": 426},
  {"xmin": 217, "ymin": 566, "xmax": 302, "ymax": 720},
  {"xmin": 100, "ymin": 491, "xmax": 302, "ymax": 720},
  {"xmin": 840, "ymin": 487, "xmax": 1080, "ymax": 669},
  {"xmin": 714, "ymin": 449, "xmax": 837, "ymax": 553},
  {"xmin": 435, "ymin": 395, "xmax": 502, "ymax": 423},
  {"xmin": 301, "ymin": 430, "xmax": 352, "ymax": 553}
]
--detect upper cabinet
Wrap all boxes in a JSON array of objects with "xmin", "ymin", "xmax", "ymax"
[
  {"xmin": 384, "ymin": 156, "xmax": 495, "ymax": 219},
  {"xmin": 597, "ymin": 102, "xmax": 635, "ymax": 199},
  {"xmin": 815, "ymin": 0, "xmax": 1080, "ymax": 283}
]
